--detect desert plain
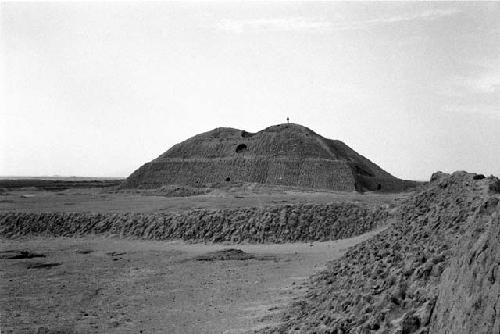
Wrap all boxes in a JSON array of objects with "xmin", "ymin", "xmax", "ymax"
[
  {"xmin": 1, "ymin": 171, "xmax": 499, "ymax": 334},
  {"xmin": 1, "ymin": 180, "xmax": 393, "ymax": 334}
]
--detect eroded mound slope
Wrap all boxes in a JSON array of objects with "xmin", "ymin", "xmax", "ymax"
[
  {"xmin": 125, "ymin": 124, "xmax": 413, "ymax": 191},
  {"xmin": 261, "ymin": 172, "xmax": 500, "ymax": 334}
]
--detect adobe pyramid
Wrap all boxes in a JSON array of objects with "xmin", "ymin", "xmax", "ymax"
[{"xmin": 124, "ymin": 123, "xmax": 409, "ymax": 191}]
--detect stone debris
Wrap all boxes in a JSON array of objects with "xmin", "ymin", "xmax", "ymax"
[
  {"xmin": 194, "ymin": 249, "xmax": 256, "ymax": 261},
  {"xmin": 0, "ymin": 250, "xmax": 46, "ymax": 259},
  {"xmin": 26, "ymin": 262, "xmax": 61, "ymax": 270}
]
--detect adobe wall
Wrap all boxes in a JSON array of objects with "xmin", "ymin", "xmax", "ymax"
[
  {"xmin": 257, "ymin": 172, "xmax": 500, "ymax": 334},
  {"xmin": 0, "ymin": 202, "xmax": 388, "ymax": 243},
  {"xmin": 430, "ymin": 199, "xmax": 500, "ymax": 334}
]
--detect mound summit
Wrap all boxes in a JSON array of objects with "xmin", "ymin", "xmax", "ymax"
[{"xmin": 125, "ymin": 123, "xmax": 411, "ymax": 191}]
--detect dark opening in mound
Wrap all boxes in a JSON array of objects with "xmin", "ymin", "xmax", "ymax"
[
  {"xmin": 225, "ymin": 177, "xmax": 231, "ymax": 182},
  {"xmin": 235, "ymin": 143, "xmax": 248, "ymax": 153}
]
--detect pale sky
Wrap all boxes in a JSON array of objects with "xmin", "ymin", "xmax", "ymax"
[{"xmin": 1, "ymin": 1, "xmax": 499, "ymax": 180}]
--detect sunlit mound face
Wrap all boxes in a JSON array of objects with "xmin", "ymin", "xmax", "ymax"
[{"xmin": 124, "ymin": 123, "xmax": 408, "ymax": 192}]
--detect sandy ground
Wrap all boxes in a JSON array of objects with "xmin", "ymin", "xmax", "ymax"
[
  {"xmin": 0, "ymin": 187, "xmax": 403, "ymax": 214},
  {"xmin": 0, "ymin": 231, "xmax": 378, "ymax": 334}
]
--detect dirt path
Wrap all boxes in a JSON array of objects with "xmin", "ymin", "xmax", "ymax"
[{"xmin": 0, "ymin": 231, "xmax": 378, "ymax": 334}]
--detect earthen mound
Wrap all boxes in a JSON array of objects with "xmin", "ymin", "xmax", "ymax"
[
  {"xmin": 260, "ymin": 171, "xmax": 500, "ymax": 333},
  {"xmin": 124, "ymin": 123, "xmax": 413, "ymax": 192}
]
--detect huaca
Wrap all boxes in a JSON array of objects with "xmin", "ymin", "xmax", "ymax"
[{"xmin": 124, "ymin": 123, "xmax": 412, "ymax": 191}]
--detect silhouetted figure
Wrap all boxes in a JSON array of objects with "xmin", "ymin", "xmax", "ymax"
[{"xmin": 287, "ymin": 117, "xmax": 289, "ymax": 123}]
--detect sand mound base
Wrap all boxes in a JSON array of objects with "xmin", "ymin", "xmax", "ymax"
[
  {"xmin": 260, "ymin": 172, "xmax": 500, "ymax": 334},
  {"xmin": 0, "ymin": 203, "xmax": 389, "ymax": 244}
]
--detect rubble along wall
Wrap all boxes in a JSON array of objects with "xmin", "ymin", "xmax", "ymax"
[
  {"xmin": 124, "ymin": 158, "xmax": 357, "ymax": 191},
  {"xmin": 0, "ymin": 203, "xmax": 388, "ymax": 243}
]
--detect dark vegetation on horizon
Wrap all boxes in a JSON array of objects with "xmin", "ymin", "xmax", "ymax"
[{"xmin": 0, "ymin": 179, "xmax": 123, "ymax": 191}]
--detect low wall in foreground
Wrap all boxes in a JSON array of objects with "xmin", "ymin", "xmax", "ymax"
[{"xmin": 0, "ymin": 203, "xmax": 389, "ymax": 243}]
